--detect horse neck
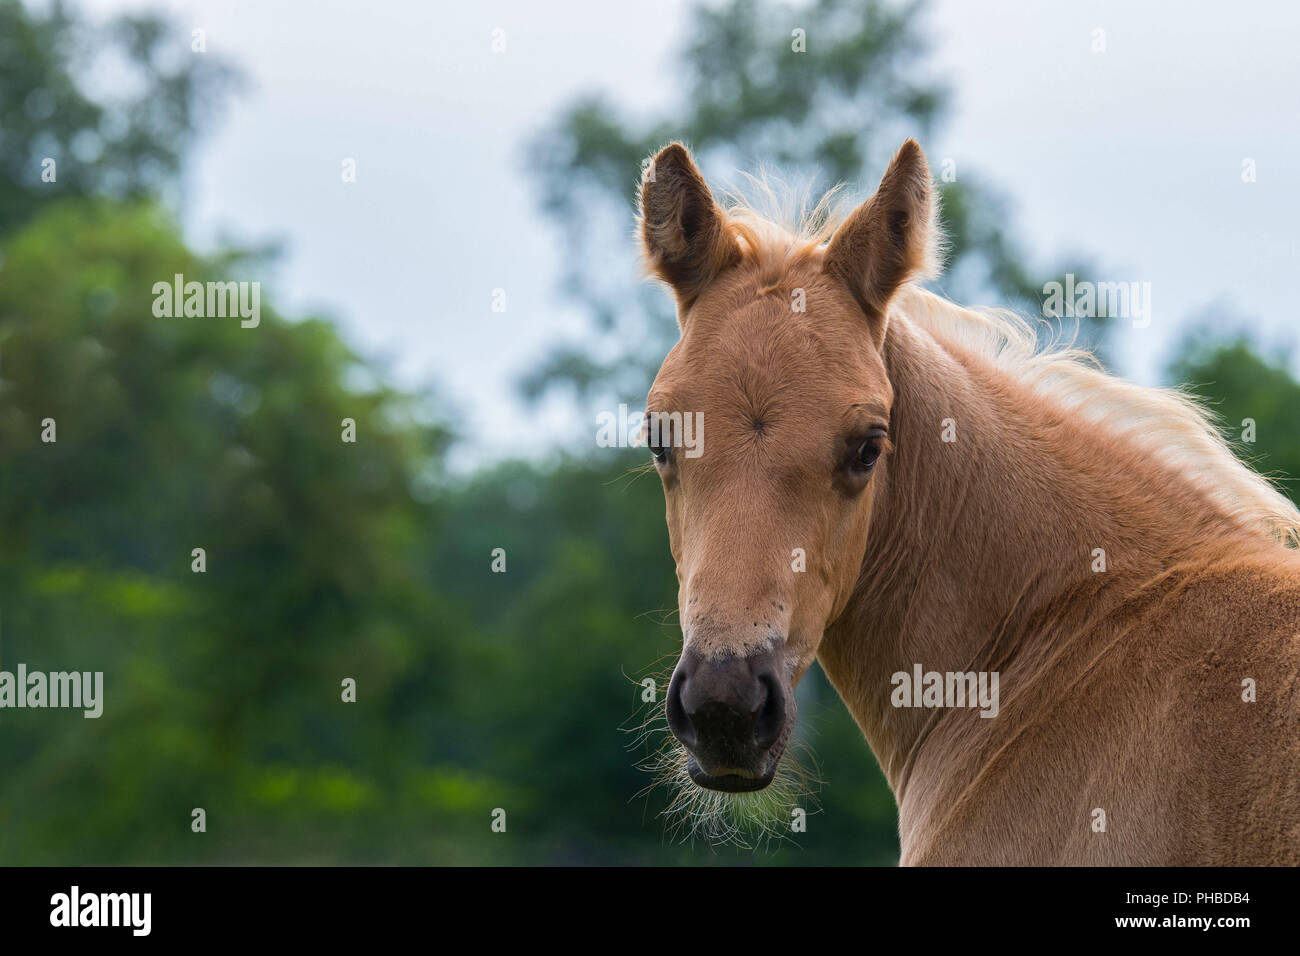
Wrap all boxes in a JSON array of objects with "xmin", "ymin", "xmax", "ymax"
[{"xmin": 817, "ymin": 310, "xmax": 1245, "ymax": 797}]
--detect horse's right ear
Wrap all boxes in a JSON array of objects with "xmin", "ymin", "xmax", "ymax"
[{"xmin": 639, "ymin": 143, "xmax": 741, "ymax": 313}]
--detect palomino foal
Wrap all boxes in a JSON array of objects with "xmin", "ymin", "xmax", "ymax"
[{"xmin": 640, "ymin": 139, "xmax": 1300, "ymax": 864}]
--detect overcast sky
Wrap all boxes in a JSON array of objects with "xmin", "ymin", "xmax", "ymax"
[{"xmin": 76, "ymin": 0, "xmax": 1300, "ymax": 467}]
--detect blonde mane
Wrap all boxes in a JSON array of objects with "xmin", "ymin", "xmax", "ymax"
[{"xmin": 718, "ymin": 180, "xmax": 1300, "ymax": 547}]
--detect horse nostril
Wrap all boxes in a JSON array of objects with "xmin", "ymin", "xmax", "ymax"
[
  {"xmin": 752, "ymin": 670, "xmax": 785, "ymax": 751},
  {"xmin": 667, "ymin": 648, "xmax": 789, "ymax": 769},
  {"xmin": 666, "ymin": 665, "xmax": 697, "ymax": 749}
]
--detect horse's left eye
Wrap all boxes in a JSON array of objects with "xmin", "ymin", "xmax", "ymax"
[
  {"xmin": 852, "ymin": 430, "xmax": 887, "ymax": 471},
  {"xmin": 650, "ymin": 442, "xmax": 669, "ymax": 463}
]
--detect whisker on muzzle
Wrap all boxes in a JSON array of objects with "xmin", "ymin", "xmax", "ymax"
[{"xmin": 622, "ymin": 663, "xmax": 821, "ymax": 850}]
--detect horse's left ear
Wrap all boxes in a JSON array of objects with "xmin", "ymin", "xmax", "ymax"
[{"xmin": 823, "ymin": 139, "xmax": 939, "ymax": 342}]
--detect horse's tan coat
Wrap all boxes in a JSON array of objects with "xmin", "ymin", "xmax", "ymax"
[{"xmin": 640, "ymin": 140, "xmax": 1300, "ymax": 864}]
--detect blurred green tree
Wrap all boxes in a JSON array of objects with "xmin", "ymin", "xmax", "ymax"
[
  {"xmin": 0, "ymin": 200, "xmax": 454, "ymax": 862},
  {"xmin": 0, "ymin": 0, "xmax": 235, "ymax": 236}
]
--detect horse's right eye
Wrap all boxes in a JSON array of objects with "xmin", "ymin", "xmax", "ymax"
[{"xmin": 645, "ymin": 414, "xmax": 672, "ymax": 463}]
